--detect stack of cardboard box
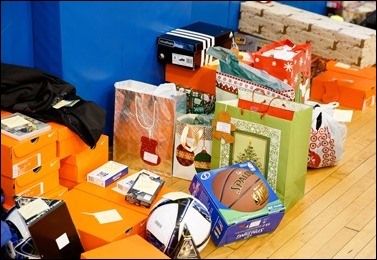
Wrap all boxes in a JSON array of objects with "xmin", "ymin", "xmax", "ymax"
[
  {"xmin": 1, "ymin": 111, "xmax": 62, "ymax": 209},
  {"xmin": 238, "ymin": 1, "xmax": 376, "ymax": 68},
  {"xmin": 58, "ymin": 132, "xmax": 109, "ymax": 189},
  {"xmin": 1, "ymin": 110, "xmax": 110, "ymax": 208},
  {"xmin": 311, "ymin": 61, "xmax": 376, "ymax": 110}
]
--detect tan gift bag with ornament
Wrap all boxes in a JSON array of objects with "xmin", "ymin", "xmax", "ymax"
[
  {"xmin": 172, "ymin": 114, "xmax": 214, "ymax": 180},
  {"xmin": 113, "ymin": 80, "xmax": 186, "ymax": 177}
]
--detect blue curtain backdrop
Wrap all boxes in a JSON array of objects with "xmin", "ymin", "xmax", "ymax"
[{"xmin": 1, "ymin": 1, "xmax": 326, "ymax": 140}]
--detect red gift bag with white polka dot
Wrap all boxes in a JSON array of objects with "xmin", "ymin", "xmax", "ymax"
[
  {"xmin": 306, "ymin": 101, "xmax": 347, "ymax": 168},
  {"xmin": 251, "ymin": 39, "xmax": 312, "ymax": 103}
]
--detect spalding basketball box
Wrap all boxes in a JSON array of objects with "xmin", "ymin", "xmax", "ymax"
[
  {"xmin": 189, "ymin": 161, "xmax": 285, "ymax": 246},
  {"xmin": 157, "ymin": 21, "xmax": 233, "ymax": 70}
]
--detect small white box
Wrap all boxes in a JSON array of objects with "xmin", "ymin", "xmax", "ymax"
[
  {"xmin": 87, "ymin": 160, "xmax": 128, "ymax": 187},
  {"xmin": 116, "ymin": 170, "xmax": 160, "ymax": 195}
]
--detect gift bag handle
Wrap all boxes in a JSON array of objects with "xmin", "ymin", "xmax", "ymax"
[
  {"xmin": 135, "ymin": 96, "xmax": 158, "ymax": 139},
  {"xmin": 312, "ymin": 102, "xmax": 339, "ymax": 130},
  {"xmin": 180, "ymin": 125, "xmax": 204, "ymax": 152},
  {"xmin": 241, "ymin": 89, "xmax": 286, "ymax": 119}
]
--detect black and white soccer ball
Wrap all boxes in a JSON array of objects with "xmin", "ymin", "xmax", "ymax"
[{"xmin": 146, "ymin": 192, "xmax": 211, "ymax": 258}]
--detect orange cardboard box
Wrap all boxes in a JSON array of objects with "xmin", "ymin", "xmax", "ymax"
[
  {"xmin": 61, "ymin": 189, "xmax": 148, "ymax": 251},
  {"xmin": 48, "ymin": 121, "xmax": 90, "ymax": 159},
  {"xmin": 1, "ymin": 125, "xmax": 58, "ymax": 179},
  {"xmin": 80, "ymin": 234, "xmax": 170, "ymax": 259},
  {"xmin": 59, "ymin": 177, "xmax": 79, "ymax": 190},
  {"xmin": 42, "ymin": 184, "xmax": 68, "ymax": 199},
  {"xmin": 310, "ymin": 69, "xmax": 376, "ymax": 110},
  {"xmin": 326, "ymin": 61, "xmax": 376, "ymax": 80},
  {"xmin": 73, "ymin": 171, "xmax": 176, "ymax": 216},
  {"xmin": 165, "ymin": 63, "xmax": 217, "ymax": 95},
  {"xmin": 59, "ymin": 134, "xmax": 109, "ymax": 182},
  {"xmin": 1, "ymin": 158, "xmax": 60, "ymax": 207}
]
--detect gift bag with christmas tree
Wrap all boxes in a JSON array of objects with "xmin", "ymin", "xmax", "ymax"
[
  {"xmin": 172, "ymin": 114, "xmax": 213, "ymax": 180},
  {"xmin": 210, "ymin": 89, "xmax": 313, "ymax": 210},
  {"xmin": 113, "ymin": 80, "xmax": 186, "ymax": 177}
]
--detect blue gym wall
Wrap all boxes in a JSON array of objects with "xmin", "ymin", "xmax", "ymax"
[
  {"xmin": 1, "ymin": 1, "xmax": 326, "ymax": 142},
  {"xmin": 1, "ymin": 1, "xmax": 34, "ymax": 67}
]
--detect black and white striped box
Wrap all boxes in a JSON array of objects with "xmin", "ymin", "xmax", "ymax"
[{"xmin": 157, "ymin": 21, "xmax": 233, "ymax": 70}]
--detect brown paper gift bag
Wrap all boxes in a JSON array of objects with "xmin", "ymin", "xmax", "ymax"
[{"xmin": 113, "ymin": 80, "xmax": 186, "ymax": 177}]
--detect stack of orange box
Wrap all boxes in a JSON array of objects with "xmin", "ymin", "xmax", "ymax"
[
  {"xmin": 310, "ymin": 61, "xmax": 376, "ymax": 110},
  {"xmin": 49, "ymin": 121, "xmax": 93, "ymax": 159},
  {"xmin": 1, "ymin": 109, "xmax": 109, "ymax": 208},
  {"xmin": 1, "ymin": 111, "xmax": 63, "ymax": 209},
  {"xmin": 71, "ymin": 171, "xmax": 176, "ymax": 256},
  {"xmin": 61, "ymin": 188, "xmax": 148, "ymax": 251},
  {"xmin": 50, "ymin": 121, "xmax": 109, "ymax": 189}
]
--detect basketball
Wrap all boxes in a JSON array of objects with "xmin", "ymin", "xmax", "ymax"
[
  {"xmin": 146, "ymin": 192, "xmax": 211, "ymax": 258},
  {"xmin": 211, "ymin": 167, "xmax": 269, "ymax": 212}
]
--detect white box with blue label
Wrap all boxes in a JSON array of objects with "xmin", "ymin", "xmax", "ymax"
[
  {"xmin": 86, "ymin": 160, "xmax": 128, "ymax": 187},
  {"xmin": 189, "ymin": 161, "xmax": 285, "ymax": 246}
]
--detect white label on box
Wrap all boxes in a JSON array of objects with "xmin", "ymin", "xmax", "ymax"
[
  {"xmin": 172, "ymin": 53, "xmax": 193, "ymax": 68},
  {"xmin": 56, "ymin": 233, "xmax": 69, "ymax": 250},
  {"xmin": 18, "ymin": 198, "xmax": 49, "ymax": 221},
  {"xmin": 167, "ymin": 31, "xmax": 207, "ymax": 66},
  {"xmin": 13, "ymin": 153, "xmax": 42, "ymax": 178},
  {"xmin": 247, "ymin": 220, "xmax": 261, "ymax": 228},
  {"xmin": 82, "ymin": 209, "xmax": 122, "ymax": 224}
]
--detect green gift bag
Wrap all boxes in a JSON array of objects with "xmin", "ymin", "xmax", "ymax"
[{"xmin": 210, "ymin": 89, "xmax": 313, "ymax": 210}]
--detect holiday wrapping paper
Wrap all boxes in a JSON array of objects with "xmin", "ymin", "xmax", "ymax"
[
  {"xmin": 210, "ymin": 89, "xmax": 313, "ymax": 210},
  {"xmin": 113, "ymin": 80, "xmax": 186, "ymax": 177}
]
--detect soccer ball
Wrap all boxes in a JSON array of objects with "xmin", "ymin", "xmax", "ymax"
[{"xmin": 146, "ymin": 192, "xmax": 211, "ymax": 258}]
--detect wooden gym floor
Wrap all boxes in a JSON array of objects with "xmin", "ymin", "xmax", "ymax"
[{"xmin": 161, "ymin": 103, "xmax": 376, "ymax": 259}]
